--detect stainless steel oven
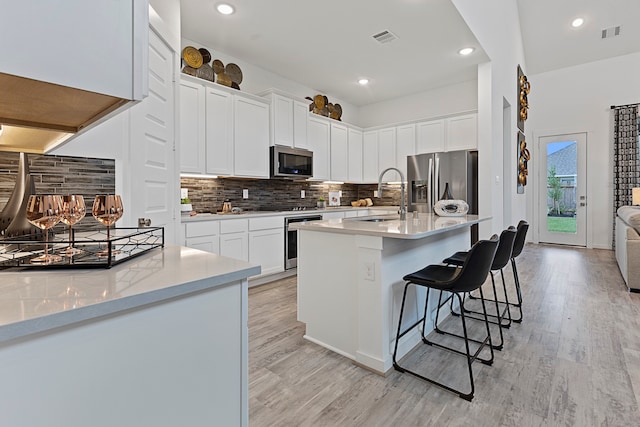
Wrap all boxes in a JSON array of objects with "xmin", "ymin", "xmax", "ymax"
[{"xmin": 285, "ymin": 215, "xmax": 322, "ymax": 269}]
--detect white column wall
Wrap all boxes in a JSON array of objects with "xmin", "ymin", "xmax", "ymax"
[{"xmin": 526, "ymin": 52, "xmax": 640, "ymax": 249}]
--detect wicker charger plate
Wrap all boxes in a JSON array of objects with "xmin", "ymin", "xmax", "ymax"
[
  {"xmin": 198, "ymin": 48, "xmax": 212, "ymax": 64},
  {"xmin": 226, "ymin": 63, "xmax": 243, "ymax": 85},
  {"xmin": 196, "ymin": 63, "xmax": 214, "ymax": 81},
  {"xmin": 217, "ymin": 72, "xmax": 232, "ymax": 87},
  {"xmin": 182, "ymin": 46, "xmax": 203, "ymax": 68},
  {"xmin": 212, "ymin": 59, "xmax": 225, "ymax": 74}
]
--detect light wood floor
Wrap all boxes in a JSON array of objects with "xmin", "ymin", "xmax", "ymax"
[{"xmin": 248, "ymin": 244, "xmax": 640, "ymax": 426}]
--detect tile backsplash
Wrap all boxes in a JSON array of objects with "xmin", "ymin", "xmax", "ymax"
[{"xmin": 180, "ymin": 177, "xmax": 401, "ymax": 212}]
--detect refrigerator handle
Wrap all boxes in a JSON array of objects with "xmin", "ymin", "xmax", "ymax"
[
  {"xmin": 428, "ymin": 158, "xmax": 433, "ymax": 208},
  {"xmin": 434, "ymin": 157, "xmax": 440, "ymax": 202}
]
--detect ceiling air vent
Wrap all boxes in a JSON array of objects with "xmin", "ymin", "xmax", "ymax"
[
  {"xmin": 601, "ymin": 25, "xmax": 621, "ymax": 39},
  {"xmin": 372, "ymin": 30, "xmax": 397, "ymax": 44}
]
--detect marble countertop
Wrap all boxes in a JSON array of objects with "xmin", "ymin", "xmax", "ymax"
[
  {"xmin": 181, "ymin": 206, "xmax": 396, "ymax": 222},
  {"xmin": 289, "ymin": 213, "xmax": 490, "ymax": 240},
  {"xmin": 0, "ymin": 245, "xmax": 260, "ymax": 343}
]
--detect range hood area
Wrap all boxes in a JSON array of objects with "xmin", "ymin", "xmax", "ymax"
[{"xmin": 0, "ymin": 72, "xmax": 130, "ymax": 154}]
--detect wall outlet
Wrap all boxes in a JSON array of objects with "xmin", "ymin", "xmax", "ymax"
[
  {"xmin": 301, "ymin": 190, "xmax": 305, "ymax": 198},
  {"xmin": 373, "ymin": 190, "xmax": 379, "ymax": 198},
  {"xmin": 243, "ymin": 189, "xmax": 249, "ymax": 199},
  {"xmin": 338, "ymin": 190, "xmax": 342, "ymax": 197},
  {"xmin": 364, "ymin": 262, "xmax": 375, "ymax": 281}
]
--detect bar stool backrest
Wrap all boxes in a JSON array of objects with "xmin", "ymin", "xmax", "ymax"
[
  {"xmin": 491, "ymin": 227, "xmax": 517, "ymax": 271},
  {"xmin": 452, "ymin": 234, "xmax": 499, "ymax": 293},
  {"xmin": 511, "ymin": 220, "xmax": 529, "ymax": 259}
]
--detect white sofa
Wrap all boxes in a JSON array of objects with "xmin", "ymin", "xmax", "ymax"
[{"xmin": 615, "ymin": 206, "xmax": 640, "ymax": 292}]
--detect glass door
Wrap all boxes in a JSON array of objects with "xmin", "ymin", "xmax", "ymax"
[{"xmin": 538, "ymin": 133, "xmax": 587, "ymax": 246}]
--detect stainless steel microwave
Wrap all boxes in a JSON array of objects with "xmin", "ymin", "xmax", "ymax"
[{"xmin": 270, "ymin": 145, "xmax": 313, "ymax": 179}]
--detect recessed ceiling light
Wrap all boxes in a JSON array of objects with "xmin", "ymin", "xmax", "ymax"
[
  {"xmin": 458, "ymin": 47, "xmax": 475, "ymax": 56},
  {"xmin": 216, "ymin": 3, "xmax": 234, "ymax": 15},
  {"xmin": 358, "ymin": 79, "xmax": 369, "ymax": 85},
  {"xmin": 571, "ymin": 17, "xmax": 584, "ymax": 28}
]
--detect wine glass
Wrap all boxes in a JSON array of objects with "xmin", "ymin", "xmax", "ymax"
[
  {"xmin": 25, "ymin": 194, "xmax": 64, "ymax": 264},
  {"xmin": 61, "ymin": 195, "xmax": 86, "ymax": 256},
  {"xmin": 92, "ymin": 195, "xmax": 123, "ymax": 257}
]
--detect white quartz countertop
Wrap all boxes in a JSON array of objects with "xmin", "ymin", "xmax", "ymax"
[
  {"xmin": 181, "ymin": 206, "xmax": 396, "ymax": 222},
  {"xmin": 290, "ymin": 213, "xmax": 490, "ymax": 240},
  {"xmin": 0, "ymin": 245, "xmax": 260, "ymax": 343}
]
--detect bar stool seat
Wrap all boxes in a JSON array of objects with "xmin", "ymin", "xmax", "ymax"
[{"xmin": 392, "ymin": 234, "xmax": 499, "ymax": 401}]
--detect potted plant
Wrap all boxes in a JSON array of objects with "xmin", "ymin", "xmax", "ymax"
[
  {"xmin": 317, "ymin": 197, "xmax": 326, "ymax": 209},
  {"xmin": 181, "ymin": 197, "xmax": 193, "ymax": 214}
]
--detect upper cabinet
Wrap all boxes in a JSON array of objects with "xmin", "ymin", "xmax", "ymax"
[
  {"xmin": 330, "ymin": 123, "xmax": 349, "ymax": 182},
  {"xmin": 378, "ymin": 127, "xmax": 399, "ymax": 182},
  {"xmin": 307, "ymin": 116, "xmax": 331, "ymax": 181},
  {"xmin": 261, "ymin": 91, "xmax": 309, "ymax": 149},
  {"xmin": 179, "ymin": 75, "xmax": 269, "ymax": 178},
  {"xmin": 415, "ymin": 113, "xmax": 477, "ymax": 154},
  {"xmin": 347, "ymin": 128, "xmax": 363, "ymax": 183},
  {"xmin": 396, "ymin": 124, "xmax": 416, "ymax": 181},
  {"xmin": 0, "ymin": 0, "xmax": 149, "ymax": 154},
  {"xmin": 362, "ymin": 131, "xmax": 379, "ymax": 183},
  {"xmin": 446, "ymin": 113, "xmax": 477, "ymax": 152}
]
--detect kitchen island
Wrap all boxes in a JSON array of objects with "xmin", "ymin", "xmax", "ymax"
[
  {"xmin": 0, "ymin": 245, "xmax": 259, "ymax": 427},
  {"xmin": 292, "ymin": 213, "xmax": 490, "ymax": 375}
]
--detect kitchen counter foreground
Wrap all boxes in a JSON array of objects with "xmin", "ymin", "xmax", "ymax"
[{"xmin": 0, "ymin": 245, "xmax": 260, "ymax": 343}]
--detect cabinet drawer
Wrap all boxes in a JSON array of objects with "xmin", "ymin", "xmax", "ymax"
[
  {"xmin": 185, "ymin": 221, "xmax": 219, "ymax": 238},
  {"xmin": 220, "ymin": 218, "xmax": 249, "ymax": 234},
  {"xmin": 249, "ymin": 216, "xmax": 283, "ymax": 231}
]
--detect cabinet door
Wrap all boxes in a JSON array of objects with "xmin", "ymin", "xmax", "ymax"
[
  {"xmin": 396, "ymin": 124, "xmax": 415, "ymax": 182},
  {"xmin": 307, "ymin": 116, "xmax": 330, "ymax": 180},
  {"xmin": 293, "ymin": 100, "xmax": 309, "ymax": 149},
  {"xmin": 220, "ymin": 232, "xmax": 249, "ymax": 262},
  {"xmin": 416, "ymin": 119, "xmax": 445, "ymax": 154},
  {"xmin": 330, "ymin": 123, "xmax": 348, "ymax": 182},
  {"xmin": 234, "ymin": 97, "xmax": 270, "ymax": 178},
  {"xmin": 179, "ymin": 79, "xmax": 205, "ymax": 173},
  {"xmin": 322, "ymin": 212, "xmax": 344, "ymax": 220},
  {"xmin": 446, "ymin": 113, "xmax": 477, "ymax": 151},
  {"xmin": 272, "ymin": 94, "xmax": 293, "ymax": 147},
  {"xmin": 378, "ymin": 127, "xmax": 398, "ymax": 182},
  {"xmin": 186, "ymin": 235, "xmax": 220, "ymax": 254},
  {"xmin": 347, "ymin": 128, "xmax": 363, "ymax": 183},
  {"xmin": 205, "ymin": 87, "xmax": 234, "ymax": 175},
  {"xmin": 249, "ymin": 228, "xmax": 284, "ymax": 276},
  {"xmin": 362, "ymin": 131, "xmax": 379, "ymax": 183}
]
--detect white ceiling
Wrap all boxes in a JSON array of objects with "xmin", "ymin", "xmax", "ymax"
[
  {"xmin": 180, "ymin": 0, "xmax": 640, "ymax": 107},
  {"xmin": 517, "ymin": 0, "xmax": 640, "ymax": 75}
]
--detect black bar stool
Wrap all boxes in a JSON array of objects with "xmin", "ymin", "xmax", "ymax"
[
  {"xmin": 508, "ymin": 220, "xmax": 529, "ymax": 323},
  {"xmin": 441, "ymin": 227, "xmax": 517, "ymax": 350},
  {"xmin": 392, "ymin": 234, "xmax": 499, "ymax": 401}
]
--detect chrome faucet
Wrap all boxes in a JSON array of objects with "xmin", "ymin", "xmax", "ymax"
[{"xmin": 377, "ymin": 167, "xmax": 407, "ymax": 220}]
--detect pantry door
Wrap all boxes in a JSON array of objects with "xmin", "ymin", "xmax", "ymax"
[
  {"xmin": 128, "ymin": 28, "xmax": 178, "ymax": 243},
  {"xmin": 537, "ymin": 133, "xmax": 587, "ymax": 246}
]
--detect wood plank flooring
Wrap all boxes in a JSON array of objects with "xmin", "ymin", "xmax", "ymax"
[{"xmin": 248, "ymin": 244, "xmax": 640, "ymax": 426}]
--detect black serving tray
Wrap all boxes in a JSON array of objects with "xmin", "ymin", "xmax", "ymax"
[{"xmin": 0, "ymin": 227, "xmax": 164, "ymax": 270}]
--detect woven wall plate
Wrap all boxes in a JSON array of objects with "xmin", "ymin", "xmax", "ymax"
[
  {"xmin": 212, "ymin": 59, "xmax": 225, "ymax": 74},
  {"xmin": 198, "ymin": 48, "xmax": 212, "ymax": 64},
  {"xmin": 226, "ymin": 63, "xmax": 243, "ymax": 85},
  {"xmin": 217, "ymin": 72, "xmax": 232, "ymax": 87},
  {"xmin": 182, "ymin": 46, "xmax": 203, "ymax": 68},
  {"xmin": 196, "ymin": 63, "xmax": 214, "ymax": 81},
  {"xmin": 181, "ymin": 66, "xmax": 198, "ymax": 77}
]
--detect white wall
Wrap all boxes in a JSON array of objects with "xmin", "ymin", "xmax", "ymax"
[
  {"xmin": 356, "ymin": 80, "xmax": 478, "ymax": 129},
  {"xmin": 181, "ymin": 37, "xmax": 359, "ymax": 125},
  {"xmin": 453, "ymin": 0, "xmax": 528, "ymax": 236},
  {"xmin": 526, "ymin": 52, "xmax": 640, "ymax": 249}
]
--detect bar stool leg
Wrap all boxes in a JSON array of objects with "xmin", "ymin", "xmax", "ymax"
[{"xmin": 511, "ymin": 258, "xmax": 523, "ymax": 323}]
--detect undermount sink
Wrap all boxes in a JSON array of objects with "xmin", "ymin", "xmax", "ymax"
[{"xmin": 344, "ymin": 214, "xmax": 400, "ymax": 223}]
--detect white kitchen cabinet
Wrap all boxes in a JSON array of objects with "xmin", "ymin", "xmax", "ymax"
[
  {"xmin": 234, "ymin": 97, "xmax": 270, "ymax": 178},
  {"xmin": 362, "ymin": 131, "xmax": 379, "ymax": 183},
  {"xmin": 330, "ymin": 123, "xmax": 349, "ymax": 182},
  {"xmin": 347, "ymin": 128, "xmax": 363, "ymax": 183},
  {"xmin": 179, "ymin": 80, "xmax": 206, "ymax": 174},
  {"xmin": 293, "ymin": 100, "xmax": 309, "ymax": 149},
  {"xmin": 270, "ymin": 93, "xmax": 294, "ymax": 146},
  {"xmin": 205, "ymin": 85, "xmax": 234, "ymax": 175},
  {"xmin": 344, "ymin": 210, "xmax": 359, "ymax": 218},
  {"xmin": 396, "ymin": 124, "xmax": 415, "ymax": 181},
  {"xmin": 323, "ymin": 211, "xmax": 345, "ymax": 220},
  {"xmin": 446, "ymin": 113, "xmax": 477, "ymax": 151},
  {"xmin": 307, "ymin": 116, "xmax": 331, "ymax": 181},
  {"xmin": 184, "ymin": 221, "xmax": 220, "ymax": 254},
  {"xmin": 249, "ymin": 217, "xmax": 284, "ymax": 277},
  {"xmin": 378, "ymin": 127, "xmax": 398, "ymax": 182},
  {"xmin": 220, "ymin": 219, "xmax": 249, "ymax": 262},
  {"xmin": 416, "ymin": 119, "xmax": 445, "ymax": 154}
]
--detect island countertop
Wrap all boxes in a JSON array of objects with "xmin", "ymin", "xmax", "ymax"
[
  {"xmin": 0, "ymin": 245, "xmax": 260, "ymax": 343},
  {"xmin": 289, "ymin": 212, "xmax": 490, "ymax": 239}
]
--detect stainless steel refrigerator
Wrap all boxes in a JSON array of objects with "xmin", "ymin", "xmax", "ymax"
[{"xmin": 407, "ymin": 150, "xmax": 478, "ymax": 242}]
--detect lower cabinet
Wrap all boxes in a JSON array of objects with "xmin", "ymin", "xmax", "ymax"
[
  {"xmin": 220, "ymin": 219, "xmax": 250, "ymax": 262},
  {"xmin": 249, "ymin": 228, "xmax": 284, "ymax": 276},
  {"xmin": 184, "ymin": 221, "xmax": 219, "ymax": 254},
  {"xmin": 185, "ymin": 235, "xmax": 219, "ymax": 254}
]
